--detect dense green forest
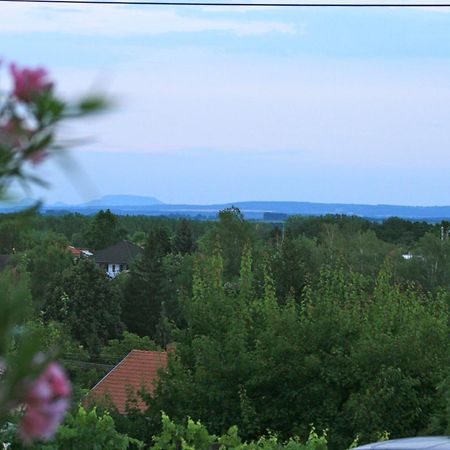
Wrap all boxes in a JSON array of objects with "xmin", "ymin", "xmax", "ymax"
[{"xmin": 1, "ymin": 209, "xmax": 449, "ymax": 449}]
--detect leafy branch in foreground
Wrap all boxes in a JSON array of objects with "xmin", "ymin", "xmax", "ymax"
[{"xmin": 0, "ymin": 59, "xmax": 107, "ymax": 445}]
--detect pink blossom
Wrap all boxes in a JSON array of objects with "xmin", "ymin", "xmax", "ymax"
[
  {"xmin": 10, "ymin": 64, "xmax": 53, "ymax": 102},
  {"xmin": 29, "ymin": 150, "xmax": 48, "ymax": 166},
  {"xmin": 19, "ymin": 362, "xmax": 71, "ymax": 444}
]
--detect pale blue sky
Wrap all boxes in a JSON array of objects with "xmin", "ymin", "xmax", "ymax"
[{"xmin": 2, "ymin": 1, "xmax": 450, "ymax": 205}]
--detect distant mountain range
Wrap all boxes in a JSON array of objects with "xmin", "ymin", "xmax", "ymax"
[
  {"xmin": 81, "ymin": 195, "xmax": 163, "ymax": 207},
  {"xmin": 2, "ymin": 195, "xmax": 450, "ymax": 222}
]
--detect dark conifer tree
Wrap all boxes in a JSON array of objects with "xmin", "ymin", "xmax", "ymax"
[
  {"xmin": 122, "ymin": 227, "xmax": 171, "ymax": 339},
  {"xmin": 173, "ymin": 219, "xmax": 195, "ymax": 255},
  {"xmin": 82, "ymin": 209, "xmax": 127, "ymax": 250}
]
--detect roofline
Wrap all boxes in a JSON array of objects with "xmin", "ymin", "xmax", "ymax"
[
  {"xmin": 88, "ymin": 350, "xmax": 135, "ymax": 394},
  {"xmin": 95, "ymin": 259, "xmax": 133, "ymax": 264},
  {"xmin": 87, "ymin": 349, "xmax": 168, "ymax": 395},
  {"xmin": 93, "ymin": 240, "xmax": 142, "ymax": 263}
]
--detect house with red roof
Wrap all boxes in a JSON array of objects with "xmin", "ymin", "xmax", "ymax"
[
  {"xmin": 85, "ymin": 350, "xmax": 168, "ymax": 413},
  {"xmin": 67, "ymin": 245, "xmax": 93, "ymax": 260}
]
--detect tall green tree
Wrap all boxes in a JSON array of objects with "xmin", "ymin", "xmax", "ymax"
[
  {"xmin": 83, "ymin": 209, "xmax": 126, "ymax": 250},
  {"xmin": 122, "ymin": 227, "xmax": 172, "ymax": 339},
  {"xmin": 173, "ymin": 219, "xmax": 195, "ymax": 255},
  {"xmin": 271, "ymin": 235, "xmax": 319, "ymax": 302},
  {"xmin": 200, "ymin": 207, "xmax": 254, "ymax": 281},
  {"xmin": 44, "ymin": 259, "xmax": 123, "ymax": 355},
  {"xmin": 24, "ymin": 232, "xmax": 73, "ymax": 306}
]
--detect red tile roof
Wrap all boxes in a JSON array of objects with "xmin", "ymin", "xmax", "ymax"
[
  {"xmin": 86, "ymin": 350, "xmax": 168, "ymax": 414},
  {"xmin": 68, "ymin": 246, "xmax": 82, "ymax": 257}
]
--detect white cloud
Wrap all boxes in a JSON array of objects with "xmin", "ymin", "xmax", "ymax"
[{"xmin": 0, "ymin": 3, "xmax": 296, "ymax": 36}]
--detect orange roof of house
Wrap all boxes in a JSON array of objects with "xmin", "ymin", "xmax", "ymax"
[
  {"xmin": 68, "ymin": 246, "xmax": 82, "ymax": 257},
  {"xmin": 86, "ymin": 350, "xmax": 168, "ymax": 414}
]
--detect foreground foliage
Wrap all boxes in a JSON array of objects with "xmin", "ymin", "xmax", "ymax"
[{"xmin": 151, "ymin": 413, "xmax": 329, "ymax": 450}]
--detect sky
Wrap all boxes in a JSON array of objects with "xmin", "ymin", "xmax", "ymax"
[{"xmin": 2, "ymin": 0, "xmax": 450, "ymax": 205}]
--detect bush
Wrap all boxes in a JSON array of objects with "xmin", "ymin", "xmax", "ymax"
[{"xmin": 151, "ymin": 413, "xmax": 329, "ymax": 450}]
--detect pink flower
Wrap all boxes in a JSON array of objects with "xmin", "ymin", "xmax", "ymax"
[
  {"xmin": 19, "ymin": 362, "xmax": 71, "ymax": 444},
  {"xmin": 10, "ymin": 64, "xmax": 53, "ymax": 102},
  {"xmin": 29, "ymin": 150, "xmax": 48, "ymax": 166}
]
